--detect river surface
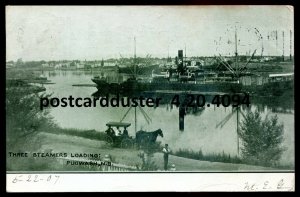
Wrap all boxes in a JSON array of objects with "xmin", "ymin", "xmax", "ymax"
[{"xmin": 42, "ymin": 70, "xmax": 294, "ymax": 166}]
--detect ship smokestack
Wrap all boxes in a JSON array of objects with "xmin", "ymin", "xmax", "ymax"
[{"xmin": 177, "ymin": 50, "xmax": 185, "ymax": 75}]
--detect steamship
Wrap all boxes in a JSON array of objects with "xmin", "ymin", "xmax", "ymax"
[
  {"xmin": 92, "ymin": 43, "xmax": 293, "ymax": 95},
  {"xmin": 91, "ymin": 49, "xmax": 246, "ymax": 94}
]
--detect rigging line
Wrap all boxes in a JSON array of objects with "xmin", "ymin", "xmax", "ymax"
[
  {"xmin": 138, "ymin": 105, "xmax": 152, "ymax": 124},
  {"xmin": 220, "ymin": 60, "xmax": 235, "ymax": 74},
  {"xmin": 137, "ymin": 105, "xmax": 147, "ymax": 119},
  {"xmin": 216, "ymin": 56, "xmax": 235, "ymax": 75},
  {"xmin": 220, "ymin": 111, "xmax": 236, "ymax": 128},
  {"xmin": 214, "ymin": 56, "xmax": 223, "ymax": 70},
  {"xmin": 216, "ymin": 55, "xmax": 234, "ymax": 73},
  {"xmin": 239, "ymin": 109, "xmax": 246, "ymax": 119},
  {"xmin": 140, "ymin": 110, "xmax": 150, "ymax": 125},
  {"xmin": 140, "ymin": 106, "xmax": 152, "ymax": 123},
  {"xmin": 138, "ymin": 105, "xmax": 146, "ymax": 118},
  {"xmin": 218, "ymin": 54, "xmax": 236, "ymax": 74},
  {"xmin": 140, "ymin": 107, "xmax": 152, "ymax": 122},
  {"xmin": 216, "ymin": 110, "xmax": 236, "ymax": 128},
  {"xmin": 241, "ymin": 49, "xmax": 257, "ymax": 71},
  {"xmin": 120, "ymin": 106, "xmax": 133, "ymax": 122}
]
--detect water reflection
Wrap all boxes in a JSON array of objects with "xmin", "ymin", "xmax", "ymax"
[
  {"xmin": 43, "ymin": 70, "xmax": 294, "ymax": 166},
  {"xmin": 91, "ymin": 88, "xmax": 294, "ymax": 117}
]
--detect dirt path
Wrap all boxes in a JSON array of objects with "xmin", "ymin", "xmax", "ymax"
[{"xmin": 39, "ymin": 132, "xmax": 276, "ymax": 171}]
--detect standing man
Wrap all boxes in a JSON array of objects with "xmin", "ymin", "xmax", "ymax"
[
  {"xmin": 116, "ymin": 126, "xmax": 121, "ymax": 136},
  {"xmin": 138, "ymin": 150, "xmax": 146, "ymax": 169},
  {"xmin": 162, "ymin": 144, "xmax": 171, "ymax": 170}
]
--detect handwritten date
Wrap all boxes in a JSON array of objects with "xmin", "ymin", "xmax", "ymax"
[{"xmin": 12, "ymin": 174, "xmax": 60, "ymax": 185}]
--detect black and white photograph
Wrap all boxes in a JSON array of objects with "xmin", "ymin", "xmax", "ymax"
[{"xmin": 6, "ymin": 5, "xmax": 294, "ymax": 191}]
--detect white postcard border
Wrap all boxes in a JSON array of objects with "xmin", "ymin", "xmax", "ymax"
[{"xmin": 7, "ymin": 173, "xmax": 295, "ymax": 192}]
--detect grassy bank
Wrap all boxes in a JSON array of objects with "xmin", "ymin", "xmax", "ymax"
[
  {"xmin": 45, "ymin": 127, "xmax": 108, "ymax": 142},
  {"xmin": 174, "ymin": 149, "xmax": 242, "ymax": 164},
  {"xmin": 173, "ymin": 148, "xmax": 293, "ymax": 169}
]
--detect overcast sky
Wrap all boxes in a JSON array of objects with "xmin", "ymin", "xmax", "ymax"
[{"xmin": 6, "ymin": 6, "xmax": 294, "ymax": 61}]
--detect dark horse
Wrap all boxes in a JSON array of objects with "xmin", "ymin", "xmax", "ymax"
[{"xmin": 136, "ymin": 129, "xmax": 163, "ymax": 148}]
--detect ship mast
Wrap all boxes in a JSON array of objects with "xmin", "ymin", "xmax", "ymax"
[
  {"xmin": 234, "ymin": 26, "xmax": 240, "ymax": 155},
  {"xmin": 276, "ymin": 30, "xmax": 278, "ymax": 56},
  {"xmin": 134, "ymin": 37, "xmax": 137, "ymax": 77},
  {"xmin": 185, "ymin": 44, "xmax": 187, "ymax": 64},
  {"xmin": 234, "ymin": 26, "xmax": 239, "ymax": 79},
  {"xmin": 290, "ymin": 30, "xmax": 292, "ymax": 61},
  {"xmin": 168, "ymin": 45, "xmax": 170, "ymax": 62},
  {"xmin": 134, "ymin": 37, "xmax": 137, "ymax": 134},
  {"xmin": 282, "ymin": 31, "xmax": 285, "ymax": 61}
]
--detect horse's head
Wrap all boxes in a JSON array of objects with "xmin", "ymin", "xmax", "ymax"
[{"xmin": 157, "ymin": 129, "xmax": 163, "ymax": 137}]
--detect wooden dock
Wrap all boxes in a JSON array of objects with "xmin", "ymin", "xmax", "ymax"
[{"xmin": 72, "ymin": 84, "xmax": 97, "ymax": 87}]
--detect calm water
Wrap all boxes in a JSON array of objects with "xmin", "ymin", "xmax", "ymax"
[{"xmin": 43, "ymin": 70, "xmax": 294, "ymax": 166}]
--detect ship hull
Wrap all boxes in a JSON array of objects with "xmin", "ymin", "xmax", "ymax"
[
  {"xmin": 92, "ymin": 77, "xmax": 243, "ymax": 94},
  {"xmin": 92, "ymin": 77, "xmax": 293, "ymax": 100}
]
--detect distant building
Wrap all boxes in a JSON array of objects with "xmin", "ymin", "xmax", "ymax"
[
  {"xmin": 105, "ymin": 62, "xmax": 117, "ymax": 66},
  {"xmin": 84, "ymin": 64, "xmax": 92, "ymax": 69},
  {"xmin": 76, "ymin": 63, "xmax": 85, "ymax": 69},
  {"xmin": 269, "ymin": 73, "xmax": 294, "ymax": 82},
  {"xmin": 41, "ymin": 63, "xmax": 50, "ymax": 67}
]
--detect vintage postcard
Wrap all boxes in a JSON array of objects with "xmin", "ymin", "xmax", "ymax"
[{"xmin": 6, "ymin": 6, "xmax": 294, "ymax": 192}]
